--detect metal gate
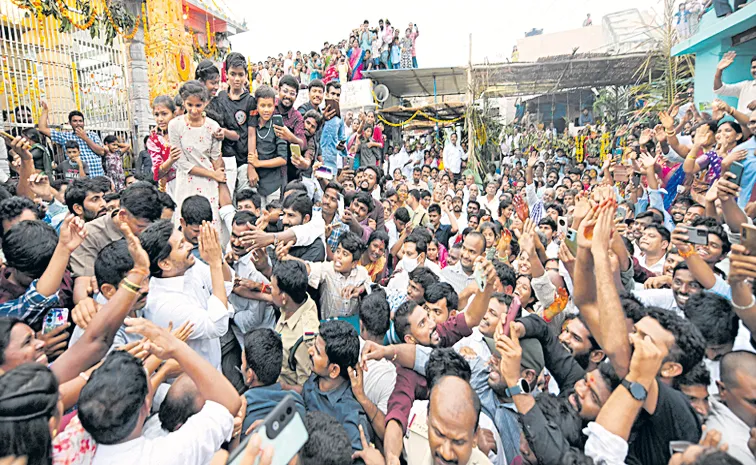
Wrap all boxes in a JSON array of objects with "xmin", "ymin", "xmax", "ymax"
[{"xmin": 0, "ymin": 0, "xmax": 131, "ymax": 138}]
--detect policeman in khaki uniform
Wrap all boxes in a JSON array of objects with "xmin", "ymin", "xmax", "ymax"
[{"xmin": 274, "ymin": 290, "xmax": 320, "ymax": 388}]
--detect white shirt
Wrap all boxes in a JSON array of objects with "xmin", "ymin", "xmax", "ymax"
[
  {"xmin": 453, "ymin": 328, "xmax": 491, "ymax": 363},
  {"xmin": 292, "ymin": 209, "xmax": 327, "ymax": 250},
  {"xmin": 389, "ymin": 149, "xmax": 410, "ymax": 177},
  {"xmin": 636, "ymin": 253, "xmax": 666, "ymax": 275},
  {"xmin": 632, "ymin": 288, "xmax": 682, "ymax": 316},
  {"xmin": 479, "ymin": 194, "xmax": 500, "ymax": 220},
  {"xmin": 706, "ymin": 399, "xmax": 756, "ymax": 465},
  {"xmin": 714, "ymin": 79, "xmax": 756, "ymax": 114},
  {"xmin": 443, "ymin": 142, "xmax": 466, "ymax": 174},
  {"xmin": 144, "ymin": 261, "xmax": 234, "ymax": 369},
  {"xmin": 230, "ymin": 253, "xmax": 276, "ymax": 336},
  {"xmin": 92, "ymin": 400, "xmax": 234, "ymax": 465},
  {"xmin": 387, "ymin": 220, "xmax": 400, "ymax": 250},
  {"xmin": 359, "ymin": 337, "xmax": 397, "ymax": 414},
  {"xmin": 583, "ymin": 422, "xmax": 629, "ymax": 465}
]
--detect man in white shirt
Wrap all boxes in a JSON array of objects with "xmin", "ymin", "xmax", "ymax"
[
  {"xmin": 637, "ymin": 223, "xmax": 669, "ymax": 275},
  {"xmin": 713, "ymin": 51, "xmax": 756, "ymax": 114},
  {"xmin": 355, "ymin": 292, "xmax": 397, "ymax": 417},
  {"xmin": 705, "ymin": 351, "xmax": 756, "ymax": 465},
  {"xmin": 140, "ymin": 220, "xmax": 234, "ymax": 369},
  {"xmin": 78, "ymin": 318, "xmax": 241, "ymax": 465},
  {"xmin": 226, "ymin": 211, "xmax": 276, "ymax": 336},
  {"xmin": 479, "ymin": 181, "xmax": 501, "ymax": 221},
  {"xmin": 443, "ymin": 133, "xmax": 466, "ymax": 178}
]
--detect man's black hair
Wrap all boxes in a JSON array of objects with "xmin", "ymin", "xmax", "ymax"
[
  {"xmin": 121, "ymin": 182, "xmax": 162, "ymax": 222},
  {"xmin": 394, "ymin": 207, "xmax": 410, "ymax": 224},
  {"xmin": 278, "ymin": 75, "xmax": 300, "ymax": 92},
  {"xmin": 180, "ymin": 195, "xmax": 213, "ymax": 226},
  {"xmin": 426, "ymin": 348, "xmax": 471, "ymax": 388},
  {"xmin": 645, "ymin": 306, "xmax": 705, "ymax": 376},
  {"xmin": 337, "ymin": 232, "xmax": 365, "ymax": 261},
  {"xmin": 324, "ymin": 181, "xmax": 343, "ymax": 196},
  {"xmin": 635, "ymin": 210, "xmax": 663, "ymax": 223},
  {"xmin": 424, "ymin": 282, "xmax": 459, "ymax": 311},
  {"xmin": 3, "ymin": 220, "xmax": 57, "ymax": 279},
  {"xmin": 405, "ymin": 231, "xmax": 428, "ymax": 254},
  {"xmin": 308, "ymin": 79, "xmax": 325, "ymax": 90},
  {"xmin": 538, "ymin": 217, "xmax": 557, "ymax": 232},
  {"xmin": 676, "ymin": 361, "xmax": 711, "ymax": 389},
  {"xmin": 237, "ymin": 188, "xmax": 262, "ymax": 209},
  {"xmin": 408, "ymin": 189, "xmax": 421, "ymax": 201},
  {"xmin": 644, "ymin": 222, "xmax": 671, "ymax": 245},
  {"xmin": 0, "ymin": 197, "xmax": 42, "ymax": 237},
  {"xmin": 493, "ymin": 261, "xmax": 516, "ymax": 289},
  {"xmin": 358, "ymin": 290, "xmax": 391, "ymax": 337},
  {"xmin": 683, "ymin": 293, "xmax": 738, "ymax": 346},
  {"xmin": 78, "ymin": 351, "xmax": 148, "ymax": 444},
  {"xmin": 272, "ymin": 260, "xmax": 309, "ymax": 305},
  {"xmin": 243, "ymin": 328, "xmax": 283, "ymax": 386},
  {"xmin": 394, "ymin": 300, "xmax": 419, "ymax": 342},
  {"xmin": 103, "ymin": 192, "xmax": 120, "ymax": 203},
  {"xmin": 138, "ymin": 220, "xmax": 174, "ymax": 278},
  {"xmin": 419, "ymin": 189, "xmax": 431, "ymax": 199},
  {"xmin": 284, "ymin": 181, "xmax": 308, "ymax": 196},
  {"xmin": 300, "ymin": 411, "xmax": 353, "ymax": 465},
  {"xmin": 325, "ymin": 80, "xmax": 341, "ymax": 94},
  {"xmin": 564, "ymin": 314, "xmax": 600, "ymax": 352},
  {"xmin": 413, "ymin": 166, "xmax": 422, "ymax": 173},
  {"xmin": 157, "ymin": 377, "xmax": 202, "ymax": 433},
  {"xmin": 544, "ymin": 202, "xmax": 564, "ymax": 216},
  {"xmin": 691, "ymin": 216, "xmax": 731, "ymax": 256},
  {"xmin": 95, "ymin": 240, "xmax": 133, "ymax": 289},
  {"xmin": 68, "ymin": 110, "xmax": 84, "ymax": 123},
  {"xmin": 319, "ymin": 320, "xmax": 359, "ymax": 380},
  {"xmin": 673, "ymin": 195, "xmax": 694, "ymax": 209},
  {"xmin": 232, "ymin": 210, "xmax": 257, "ymax": 227},
  {"xmin": 351, "ymin": 191, "xmax": 374, "ymax": 213},
  {"xmin": 157, "ymin": 191, "xmax": 176, "ymax": 212},
  {"xmin": 467, "ymin": 199, "xmax": 480, "ymax": 210},
  {"xmin": 428, "ymin": 204, "xmax": 441, "ymax": 216},
  {"xmin": 525, "ymin": 394, "xmax": 584, "ymax": 449},
  {"xmin": 303, "ymin": 109, "xmax": 323, "ymax": 131},
  {"xmin": 282, "ymin": 191, "xmax": 312, "ymax": 222}
]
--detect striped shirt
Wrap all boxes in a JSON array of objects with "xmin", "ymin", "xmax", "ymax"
[{"xmin": 49, "ymin": 129, "xmax": 105, "ymax": 177}]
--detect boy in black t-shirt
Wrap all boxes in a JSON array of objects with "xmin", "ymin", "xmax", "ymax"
[
  {"xmin": 249, "ymin": 85, "xmax": 287, "ymax": 209},
  {"xmin": 56, "ymin": 140, "xmax": 88, "ymax": 180},
  {"xmin": 207, "ymin": 52, "xmax": 258, "ymax": 194}
]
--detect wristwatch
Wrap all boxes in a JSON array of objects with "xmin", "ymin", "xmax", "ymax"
[
  {"xmin": 505, "ymin": 378, "xmax": 531, "ymax": 397},
  {"xmin": 621, "ymin": 379, "xmax": 648, "ymax": 401}
]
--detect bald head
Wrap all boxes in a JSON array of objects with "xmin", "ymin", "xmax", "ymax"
[
  {"xmin": 159, "ymin": 374, "xmax": 204, "ymax": 432},
  {"xmin": 429, "ymin": 376, "xmax": 480, "ymax": 432},
  {"xmin": 428, "ymin": 376, "xmax": 481, "ymax": 465},
  {"xmin": 720, "ymin": 351, "xmax": 756, "ymax": 388}
]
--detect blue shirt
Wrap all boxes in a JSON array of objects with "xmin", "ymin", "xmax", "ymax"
[
  {"xmin": 319, "ymin": 116, "xmax": 346, "ymax": 173},
  {"xmin": 242, "ymin": 383, "xmax": 306, "ymax": 437},
  {"xmin": 734, "ymin": 137, "xmax": 756, "ymax": 209},
  {"xmin": 0, "ymin": 279, "xmax": 61, "ymax": 326},
  {"xmin": 49, "ymin": 129, "xmax": 105, "ymax": 176},
  {"xmin": 302, "ymin": 374, "xmax": 372, "ymax": 452}
]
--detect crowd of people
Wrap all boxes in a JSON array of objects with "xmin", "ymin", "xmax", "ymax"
[
  {"xmin": 246, "ymin": 18, "xmax": 420, "ymax": 92},
  {"xmin": 0, "ymin": 44, "xmax": 754, "ymax": 465}
]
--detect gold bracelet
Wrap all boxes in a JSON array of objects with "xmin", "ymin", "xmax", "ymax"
[
  {"xmin": 121, "ymin": 279, "xmax": 141, "ymax": 293},
  {"xmin": 391, "ymin": 347, "xmax": 398, "ymax": 362},
  {"xmin": 119, "ymin": 283, "xmax": 139, "ymax": 294}
]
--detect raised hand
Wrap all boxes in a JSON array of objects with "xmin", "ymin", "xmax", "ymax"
[
  {"xmin": 653, "ymin": 124, "xmax": 667, "ymax": 143},
  {"xmin": 58, "ymin": 215, "xmax": 87, "ymax": 253},
  {"xmin": 124, "ymin": 318, "xmax": 181, "ymax": 360},
  {"xmin": 716, "ymin": 51, "xmax": 736, "ymax": 71},
  {"xmin": 28, "ymin": 173, "xmax": 53, "ymax": 201},
  {"xmin": 71, "ymin": 297, "xmax": 101, "ymax": 329},
  {"xmin": 590, "ymin": 202, "xmax": 616, "ymax": 254},
  {"xmin": 198, "ymin": 221, "xmax": 223, "ymax": 266},
  {"xmin": 9, "ymin": 136, "xmax": 32, "ymax": 160},
  {"xmin": 275, "ymin": 240, "xmax": 295, "ymax": 261},
  {"xmin": 118, "ymin": 217, "xmax": 150, "ymax": 271},
  {"xmin": 172, "ymin": 320, "xmax": 195, "ymax": 343},
  {"xmin": 693, "ymin": 123, "xmax": 712, "ymax": 146},
  {"xmin": 639, "ymin": 152, "xmax": 657, "ymax": 171},
  {"xmin": 351, "ymin": 424, "xmax": 384, "ymax": 465},
  {"xmin": 658, "ymin": 111, "xmax": 675, "ymax": 131}
]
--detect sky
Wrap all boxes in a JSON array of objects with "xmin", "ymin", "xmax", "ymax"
[{"xmin": 226, "ymin": 0, "xmax": 664, "ymax": 67}]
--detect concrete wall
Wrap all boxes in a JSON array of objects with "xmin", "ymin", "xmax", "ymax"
[
  {"xmin": 516, "ymin": 25, "xmax": 608, "ymax": 62},
  {"xmin": 125, "ymin": 0, "xmax": 152, "ymax": 151}
]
